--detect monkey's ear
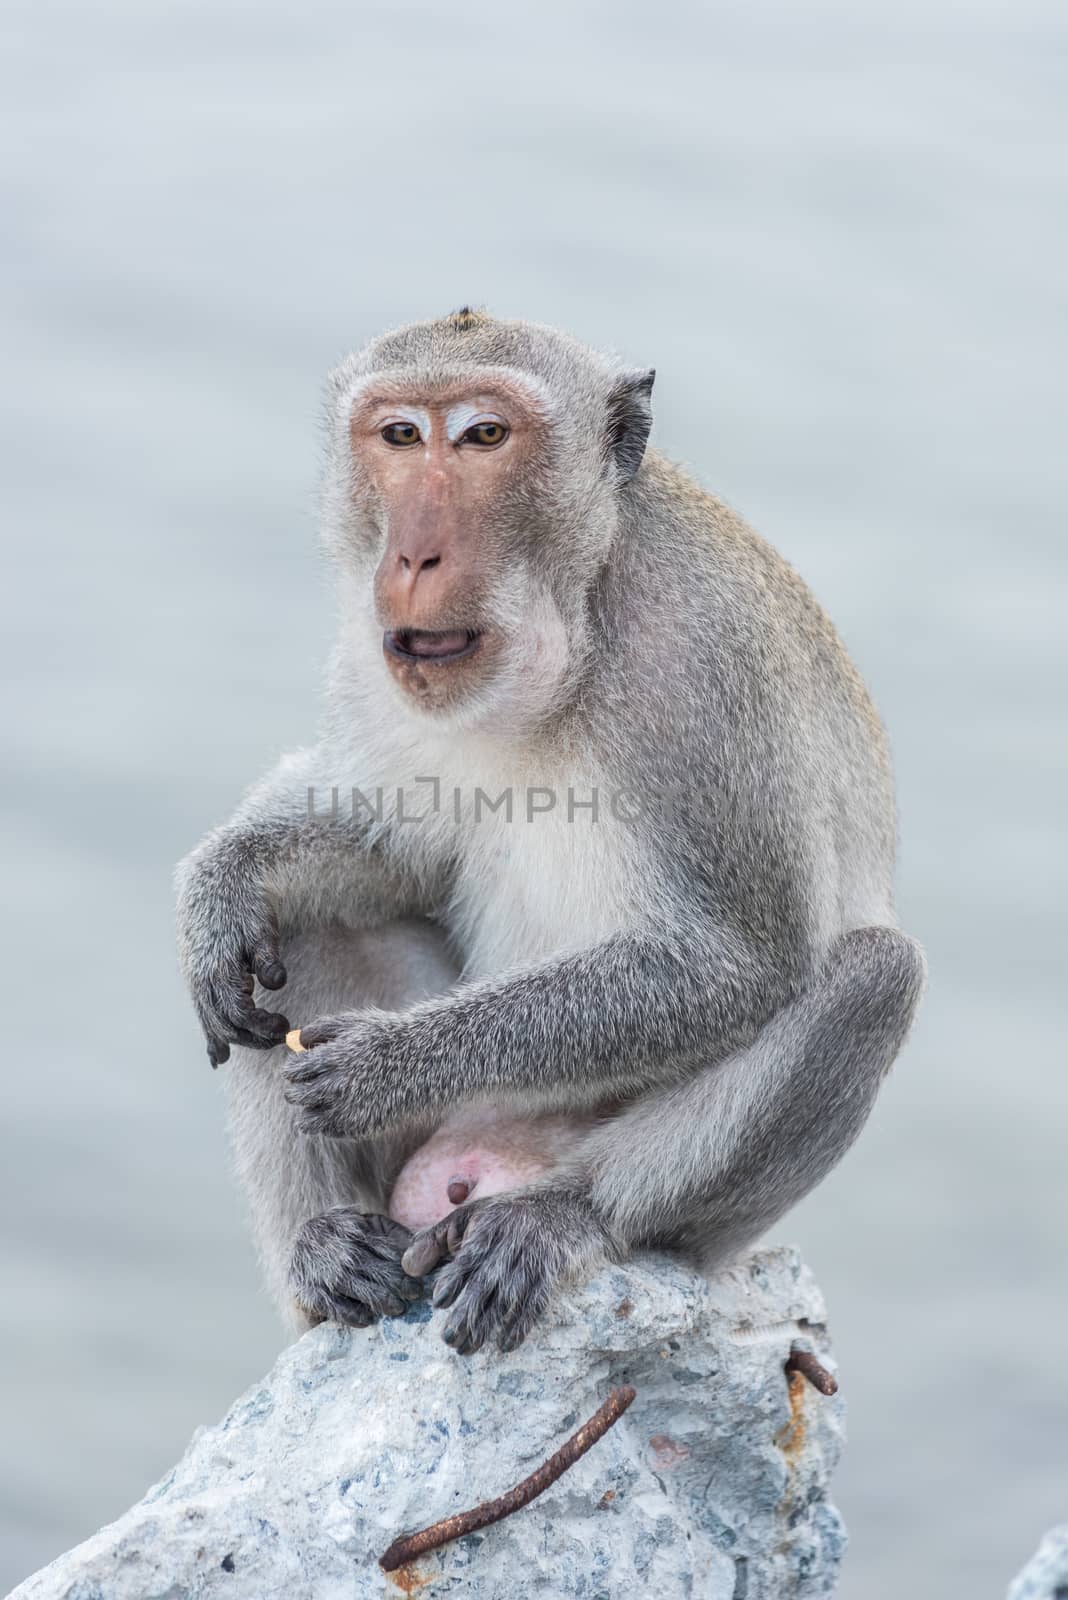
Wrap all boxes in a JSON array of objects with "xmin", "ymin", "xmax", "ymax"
[{"xmin": 605, "ymin": 368, "xmax": 655, "ymax": 483}]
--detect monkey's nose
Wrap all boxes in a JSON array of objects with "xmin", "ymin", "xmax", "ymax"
[
  {"xmin": 397, "ymin": 549, "xmax": 442, "ymax": 578},
  {"xmin": 388, "ymin": 548, "xmax": 443, "ymax": 606}
]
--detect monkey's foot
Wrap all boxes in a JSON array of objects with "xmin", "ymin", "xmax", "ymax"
[
  {"xmin": 403, "ymin": 1187, "xmax": 614, "ymax": 1356},
  {"xmin": 289, "ymin": 1208, "xmax": 424, "ymax": 1329}
]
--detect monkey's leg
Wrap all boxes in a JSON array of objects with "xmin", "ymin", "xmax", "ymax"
[
  {"xmin": 587, "ymin": 926, "xmax": 926, "ymax": 1268},
  {"xmin": 223, "ymin": 918, "xmax": 457, "ymax": 1335},
  {"xmin": 408, "ymin": 926, "xmax": 925, "ymax": 1353}
]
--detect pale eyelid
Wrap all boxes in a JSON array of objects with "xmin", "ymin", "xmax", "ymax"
[
  {"xmin": 444, "ymin": 403, "xmax": 509, "ymax": 443},
  {"xmin": 376, "ymin": 405, "xmax": 432, "ymax": 440}
]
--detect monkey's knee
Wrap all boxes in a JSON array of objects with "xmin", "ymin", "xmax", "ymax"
[{"xmin": 822, "ymin": 926, "xmax": 927, "ymax": 1069}]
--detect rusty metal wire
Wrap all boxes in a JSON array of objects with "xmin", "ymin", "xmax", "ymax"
[
  {"xmin": 379, "ymin": 1384, "xmax": 637, "ymax": 1573},
  {"xmin": 785, "ymin": 1346, "xmax": 838, "ymax": 1396}
]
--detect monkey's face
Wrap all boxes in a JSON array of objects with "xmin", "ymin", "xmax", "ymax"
[
  {"xmin": 341, "ymin": 371, "xmax": 587, "ymax": 729},
  {"xmin": 327, "ymin": 317, "xmax": 654, "ymax": 733}
]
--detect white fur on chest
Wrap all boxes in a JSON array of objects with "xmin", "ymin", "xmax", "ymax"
[
  {"xmin": 449, "ymin": 785, "xmax": 633, "ymax": 975},
  {"xmin": 347, "ymin": 716, "xmax": 637, "ymax": 975}
]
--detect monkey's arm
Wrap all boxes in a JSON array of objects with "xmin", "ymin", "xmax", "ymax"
[
  {"xmin": 176, "ymin": 749, "xmax": 429, "ymax": 1065},
  {"xmin": 402, "ymin": 925, "xmax": 927, "ymax": 1354},
  {"xmin": 281, "ymin": 919, "xmax": 795, "ymax": 1136}
]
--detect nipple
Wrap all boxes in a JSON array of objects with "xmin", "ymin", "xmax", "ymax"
[{"xmin": 447, "ymin": 1173, "xmax": 476, "ymax": 1207}]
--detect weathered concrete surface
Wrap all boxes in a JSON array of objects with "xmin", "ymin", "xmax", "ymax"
[
  {"xmin": 9, "ymin": 1247, "xmax": 846, "ymax": 1599},
  {"xmin": 1008, "ymin": 1526, "xmax": 1068, "ymax": 1600}
]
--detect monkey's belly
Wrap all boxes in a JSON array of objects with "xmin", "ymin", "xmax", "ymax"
[{"xmin": 388, "ymin": 1107, "xmax": 582, "ymax": 1230}]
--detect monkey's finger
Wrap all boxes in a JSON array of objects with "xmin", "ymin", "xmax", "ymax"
[
  {"xmin": 231, "ymin": 1005, "xmax": 291, "ymax": 1044},
  {"xmin": 281, "ymin": 1058, "xmax": 330, "ymax": 1088},
  {"xmin": 253, "ymin": 951, "xmax": 287, "ymax": 991},
  {"xmin": 296, "ymin": 1018, "xmax": 346, "ymax": 1049},
  {"xmin": 229, "ymin": 1023, "xmax": 278, "ymax": 1048},
  {"xmin": 204, "ymin": 1023, "xmax": 264, "ymax": 1060},
  {"xmin": 282, "ymin": 1083, "xmax": 330, "ymax": 1119},
  {"xmin": 286, "ymin": 1093, "xmax": 358, "ymax": 1141},
  {"xmin": 207, "ymin": 1016, "xmax": 287, "ymax": 1058}
]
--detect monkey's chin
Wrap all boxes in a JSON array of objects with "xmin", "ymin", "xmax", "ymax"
[{"xmin": 380, "ymin": 628, "xmax": 501, "ymax": 718}]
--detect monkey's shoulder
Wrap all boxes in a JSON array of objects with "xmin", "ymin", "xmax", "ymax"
[{"xmin": 617, "ymin": 455, "xmax": 884, "ymax": 735}]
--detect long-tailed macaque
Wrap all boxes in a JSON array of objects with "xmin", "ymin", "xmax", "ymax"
[{"xmin": 176, "ymin": 308, "xmax": 925, "ymax": 1355}]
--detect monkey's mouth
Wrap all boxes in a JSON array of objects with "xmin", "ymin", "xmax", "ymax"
[{"xmin": 384, "ymin": 628, "xmax": 483, "ymax": 664}]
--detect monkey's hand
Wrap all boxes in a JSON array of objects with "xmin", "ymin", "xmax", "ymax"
[
  {"xmin": 400, "ymin": 1185, "xmax": 618, "ymax": 1355},
  {"xmin": 176, "ymin": 842, "xmax": 290, "ymax": 1066},
  {"xmin": 281, "ymin": 1011, "xmax": 410, "ymax": 1136},
  {"xmin": 290, "ymin": 1208, "xmax": 425, "ymax": 1327}
]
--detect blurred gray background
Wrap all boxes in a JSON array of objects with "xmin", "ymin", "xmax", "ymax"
[{"xmin": 2, "ymin": 1, "xmax": 1065, "ymax": 1594}]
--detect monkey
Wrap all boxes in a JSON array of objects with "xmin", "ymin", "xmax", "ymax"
[{"xmin": 175, "ymin": 307, "xmax": 926, "ymax": 1356}]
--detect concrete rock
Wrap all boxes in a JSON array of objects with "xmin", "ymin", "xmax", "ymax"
[
  {"xmin": 9, "ymin": 1247, "xmax": 846, "ymax": 1599},
  {"xmin": 1008, "ymin": 1526, "xmax": 1068, "ymax": 1600}
]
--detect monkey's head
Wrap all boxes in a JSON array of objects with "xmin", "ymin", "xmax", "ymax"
[{"xmin": 324, "ymin": 309, "xmax": 654, "ymax": 731}]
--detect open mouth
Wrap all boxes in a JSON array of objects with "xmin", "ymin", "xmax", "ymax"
[{"xmin": 383, "ymin": 628, "xmax": 483, "ymax": 664}]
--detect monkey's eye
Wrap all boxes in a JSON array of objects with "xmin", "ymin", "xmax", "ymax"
[
  {"xmin": 461, "ymin": 420, "xmax": 509, "ymax": 448},
  {"xmin": 381, "ymin": 422, "xmax": 422, "ymax": 447}
]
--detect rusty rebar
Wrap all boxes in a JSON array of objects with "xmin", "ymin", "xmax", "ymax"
[
  {"xmin": 378, "ymin": 1384, "xmax": 637, "ymax": 1573},
  {"xmin": 785, "ymin": 1345, "xmax": 838, "ymax": 1396}
]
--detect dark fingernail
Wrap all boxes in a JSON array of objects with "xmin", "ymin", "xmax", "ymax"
[{"xmin": 258, "ymin": 962, "xmax": 287, "ymax": 990}]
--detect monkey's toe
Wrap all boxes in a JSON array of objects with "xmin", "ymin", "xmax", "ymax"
[
  {"xmin": 436, "ymin": 1259, "xmax": 546, "ymax": 1355},
  {"xmin": 402, "ymin": 1202, "xmax": 477, "ymax": 1277},
  {"xmin": 290, "ymin": 1207, "xmax": 426, "ymax": 1328},
  {"xmin": 430, "ymin": 1209, "xmax": 553, "ymax": 1354}
]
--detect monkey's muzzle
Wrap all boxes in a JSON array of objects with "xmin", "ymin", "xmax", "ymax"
[{"xmin": 384, "ymin": 628, "xmax": 482, "ymax": 663}]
